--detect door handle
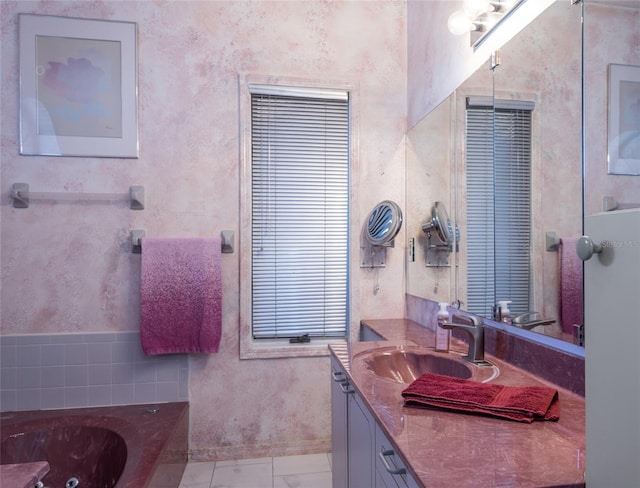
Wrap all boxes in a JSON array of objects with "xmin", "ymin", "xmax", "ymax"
[{"xmin": 576, "ymin": 235, "xmax": 604, "ymax": 261}]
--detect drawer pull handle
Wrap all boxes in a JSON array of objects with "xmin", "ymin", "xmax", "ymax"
[
  {"xmin": 340, "ymin": 381, "xmax": 354, "ymax": 394},
  {"xmin": 332, "ymin": 371, "xmax": 345, "ymax": 382},
  {"xmin": 379, "ymin": 448, "xmax": 406, "ymax": 475}
]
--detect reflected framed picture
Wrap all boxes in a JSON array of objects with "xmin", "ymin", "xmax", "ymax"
[
  {"xmin": 607, "ymin": 64, "xmax": 640, "ymax": 175},
  {"xmin": 19, "ymin": 14, "xmax": 138, "ymax": 158}
]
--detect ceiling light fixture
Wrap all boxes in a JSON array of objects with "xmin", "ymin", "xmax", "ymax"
[{"xmin": 448, "ymin": 0, "xmax": 516, "ymax": 36}]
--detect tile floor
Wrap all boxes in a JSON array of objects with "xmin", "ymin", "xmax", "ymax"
[{"xmin": 178, "ymin": 452, "xmax": 333, "ymax": 488}]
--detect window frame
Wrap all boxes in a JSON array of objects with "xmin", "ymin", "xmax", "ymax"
[{"xmin": 239, "ymin": 75, "xmax": 356, "ymax": 359}]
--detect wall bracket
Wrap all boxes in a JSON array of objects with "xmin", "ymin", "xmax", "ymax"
[{"xmin": 545, "ymin": 231, "xmax": 560, "ymax": 252}]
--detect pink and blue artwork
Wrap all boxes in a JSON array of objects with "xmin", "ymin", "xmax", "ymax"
[{"xmin": 35, "ymin": 35, "xmax": 122, "ymax": 139}]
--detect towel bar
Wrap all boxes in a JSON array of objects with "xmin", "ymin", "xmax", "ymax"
[
  {"xmin": 603, "ymin": 196, "xmax": 640, "ymax": 212},
  {"xmin": 10, "ymin": 182, "xmax": 145, "ymax": 210},
  {"xmin": 131, "ymin": 230, "xmax": 235, "ymax": 254}
]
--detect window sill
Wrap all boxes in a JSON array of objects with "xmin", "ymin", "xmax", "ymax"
[{"xmin": 239, "ymin": 337, "xmax": 347, "ymax": 360}]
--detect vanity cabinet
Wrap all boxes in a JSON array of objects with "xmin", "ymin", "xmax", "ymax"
[
  {"xmin": 347, "ymin": 386, "xmax": 376, "ymax": 487},
  {"xmin": 331, "ymin": 355, "xmax": 420, "ymax": 488},
  {"xmin": 331, "ymin": 356, "xmax": 349, "ymax": 488},
  {"xmin": 360, "ymin": 324, "xmax": 385, "ymax": 341},
  {"xmin": 331, "ymin": 355, "xmax": 376, "ymax": 487}
]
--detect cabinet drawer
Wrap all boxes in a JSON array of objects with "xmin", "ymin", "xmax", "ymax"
[{"xmin": 375, "ymin": 424, "xmax": 421, "ymax": 488}]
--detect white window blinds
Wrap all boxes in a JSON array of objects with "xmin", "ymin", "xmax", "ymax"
[
  {"xmin": 465, "ymin": 97, "xmax": 533, "ymax": 318},
  {"xmin": 250, "ymin": 85, "xmax": 349, "ymax": 340}
]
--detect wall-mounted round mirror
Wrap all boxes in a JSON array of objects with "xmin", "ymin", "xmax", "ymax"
[
  {"xmin": 365, "ymin": 200, "xmax": 403, "ymax": 246},
  {"xmin": 421, "ymin": 201, "xmax": 452, "ymax": 247}
]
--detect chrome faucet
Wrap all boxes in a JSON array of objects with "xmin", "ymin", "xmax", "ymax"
[{"xmin": 439, "ymin": 314, "xmax": 486, "ymax": 364}]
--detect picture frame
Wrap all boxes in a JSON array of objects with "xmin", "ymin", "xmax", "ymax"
[
  {"xmin": 607, "ymin": 64, "xmax": 640, "ymax": 175},
  {"xmin": 19, "ymin": 14, "xmax": 138, "ymax": 158}
]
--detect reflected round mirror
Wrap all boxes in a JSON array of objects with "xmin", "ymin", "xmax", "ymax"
[
  {"xmin": 365, "ymin": 200, "xmax": 403, "ymax": 246},
  {"xmin": 421, "ymin": 201, "xmax": 452, "ymax": 247}
]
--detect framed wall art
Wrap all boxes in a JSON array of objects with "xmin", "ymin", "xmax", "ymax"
[
  {"xmin": 608, "ymin": 63, "xmax": 640, "ymax": 175},
  {"xmin": 19, "ymin": 14, "xmax": 138, "ymax": 158}
]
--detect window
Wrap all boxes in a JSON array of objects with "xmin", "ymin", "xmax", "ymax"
[
  {"xmin": 241, "ymin": 82, "xmax": 350, "ymax": 357},
  {"xmin": 465, "ymin": 97, "xmax": 533, "ymax": 318}
]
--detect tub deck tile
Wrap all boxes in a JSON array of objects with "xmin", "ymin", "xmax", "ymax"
[{"xmin": 0, "ymin": 461, "xmax": 49, "ymax": 488}]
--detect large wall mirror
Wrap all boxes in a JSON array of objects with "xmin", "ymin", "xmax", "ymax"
[
  {"xmin": 407, "ymin": 0, "xmax": 640, "ymax": 351},
  {"xmin": 406, "ymin": 1, "xmax": 583, "ymax": 348}
]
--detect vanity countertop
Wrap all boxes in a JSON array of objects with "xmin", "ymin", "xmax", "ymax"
[{"xmin": 329, "ymin": 318, "xmax": 585, "ymax": 488}]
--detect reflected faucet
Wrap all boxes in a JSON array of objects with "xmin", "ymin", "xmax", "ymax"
[
  {"xmin": 439, "ymin": 314, "xmax": 486, "ymax": 364},
  {"xmin": 512, "ymin": 312, "xmax": 556, "ymax": 330}
]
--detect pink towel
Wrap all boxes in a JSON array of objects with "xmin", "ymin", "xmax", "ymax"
[
  {"xmin": 559, "ymin": 237, "xmax": 583, "ymax": 334},
  {"xmin": 402, "ymin": 373, "xmax": 559, "ymax": 423},
  {"xmin": 140, "ymin": 237, "xmax": 222, "ymax": 355}
]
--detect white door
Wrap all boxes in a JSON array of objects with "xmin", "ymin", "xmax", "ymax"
[{"xmin": 584, "ymin": 208, "xmax": 640, "ymax": 487}]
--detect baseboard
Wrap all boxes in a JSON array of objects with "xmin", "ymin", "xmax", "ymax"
[{"xmin": 188, "ymin": 438, "xmax": 331, "ymax": 462}]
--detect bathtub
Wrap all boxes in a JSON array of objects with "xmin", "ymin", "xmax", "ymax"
[{"xmin": 0, "ymin": 402, "xmax": 188, "ymax": 488}]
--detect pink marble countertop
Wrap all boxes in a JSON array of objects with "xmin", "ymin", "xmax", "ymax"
[
  {"xmin": 0, "ymin": 461, "xmax": 49, "ymax": 488},
  {"xmin": 329, "ymin": 319, "xmax": 586, "ymax": 488}
]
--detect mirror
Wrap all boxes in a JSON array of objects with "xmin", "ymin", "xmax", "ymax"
[
  {"xmin": 422, "ymin": 201, "xmax": 454, "ymax": 249},
  {"xmin": 406, "ymin": 1, "xmax": 583, "ymax": 345},
  {"xmin": 365, "ymin": 200, "xmax": 403, "ymax": 246},
  {"xmin": 583, "ymin": 0, "xmax": 640, "ymax": 217},
  {"xmin": 361, "ymin": 200, "xmax": 403, "ymax": 269}
]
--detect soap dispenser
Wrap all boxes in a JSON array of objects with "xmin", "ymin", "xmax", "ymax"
[
  {"xmin": 435, "ymin": 302, "xmax": 451, "ymax": 352},
  {"xmin": 497, "ymin": 300, "xmax": 512, "ymax": 324}
]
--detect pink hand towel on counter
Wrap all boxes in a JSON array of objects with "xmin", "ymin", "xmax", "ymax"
[{"xmin": 140, "ymin": 237, "xmax": 222, "ymax": 355}]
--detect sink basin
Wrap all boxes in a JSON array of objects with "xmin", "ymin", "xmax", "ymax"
[
  {"xmin": 364, "ymin": 350, "xmax": 472, "ymax": 383},
  {"xmin": 353, "ymin": 346, "xmax": 499, "ymax": 384}
]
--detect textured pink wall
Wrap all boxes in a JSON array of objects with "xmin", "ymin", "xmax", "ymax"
[{"xmin": 0, "ymin": 0, "xmax": 407, "ymax": 459}]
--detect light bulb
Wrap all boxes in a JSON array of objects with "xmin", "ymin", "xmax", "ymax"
[
  {"xmin": 495, "ymin": 0, "xmax": 516, "ymax": 13},
  {"xmin": 448, "ymin": 10, "xmax": 473, "ymax": 36},
  {"xmin": 463, "ymin": 0, "xmax": 492, "ymax": 17}
]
